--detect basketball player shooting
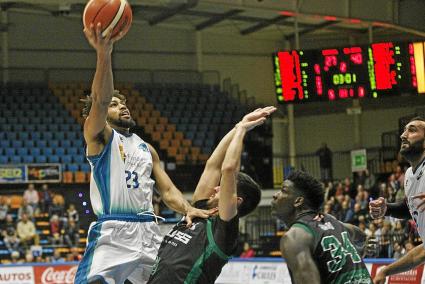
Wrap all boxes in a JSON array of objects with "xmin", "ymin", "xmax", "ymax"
[{"xmin": 74, "ymin": 22, "xmax": 215, "ymax": 284}]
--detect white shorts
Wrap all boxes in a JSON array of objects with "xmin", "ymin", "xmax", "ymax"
[{"xmin": 75, "ymin": 218, "xmax": 163, "ymax": 284}]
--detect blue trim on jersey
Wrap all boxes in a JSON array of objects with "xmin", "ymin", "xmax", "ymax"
[
  {"xmin": 88, "ymin": 132, "xmax": 114, "ymax": 215},
  {"xmin": 98, "ymin": 214, "xmax": 155, "ymax": 222},
  {"xmin": 75, "ymin": 222, "xmax": 103, "ymax": 284}
]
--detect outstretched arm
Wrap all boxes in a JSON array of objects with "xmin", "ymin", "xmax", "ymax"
[
  {"xmin": 219, "ymin": 107, "xmax": 275, "ymax": 221},
  {"xmin": 192, "ymin": 106, "xmax": 277, "ymax": 203},
  {"xmin": 280, "ymin": 227, "xmax": 320, "ymax": 284},
  {"xmin": 374, "ymin": 244, "xmax": 425, "ymax": 284},
  {"xmin": 83, "ymin": 24, "xmax": 123, "ymax": 156},
  {"xmin": 149, "ymin": 145, "xmax": 213, "ymax": 226}
]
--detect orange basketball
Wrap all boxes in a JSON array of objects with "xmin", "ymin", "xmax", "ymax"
[{"xmin": 83, "ymin": 0, "xmax": 132, "ymax": 39}]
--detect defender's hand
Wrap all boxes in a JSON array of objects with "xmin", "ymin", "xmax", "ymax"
[
  {"xmin": 185, "ymin": 206, "xmax": 218, "ymax": 227},
  {"xmin": 369, "ymin": 197, "xmax": 387, "ymax": 219}
]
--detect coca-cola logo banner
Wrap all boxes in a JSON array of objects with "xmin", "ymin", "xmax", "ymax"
[
  {"xmin": 33, "ymin": 265, "xmax": 77, "ymax": 284},
  {"xmin": 0, "ymin": 266, "xmax": 34, "ymax": 284}
]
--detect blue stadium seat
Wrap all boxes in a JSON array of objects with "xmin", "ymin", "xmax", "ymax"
[
  {"xmin": 19, "ymin": 117, "xmax": 30, "ymax": 124},
  {"xmin": 80, "ymin": 163, "xmax": 91, "ymax": 172},
  {"xmin": 54, "ymin": 131, "xmax": 65, "ymax": 140},
  {"xmin": 42, "ymin": 117, "xmax": 52, "ymax": 124},
  {"xmin": 49, "ymin": 140, "xmax": 59, "ymax": 148},
  {"xmin": 12, "ymin": 141, "xmax": 23, "ymax": 148},
  {"xmin": 185, "ymin": 132, "xmax": 195, "ymax": 140},
  {"xmin": 49, "ymin": 124, "xmax": 59, "ymax": 132},
  {"xmin": 42, "ymin": 132, "xmax": 53, "ymax": 140},
  {"xmin": 0, "ymin": 124, "xmax": 12, "ymax": 132},
  {"xmin": 60, "ymin": 124, "xmax": 71, "ymax": 131},
  {"xmin": 0, "ymin": 156, "xmax": 8, "ymax": 164},
  {"xmin": 67, "ymin": 147, "xmax": 77, "ymax": 155},
  {"xmin": 35, "ymin": 140, "xmax": 46, "ymax": 148},
  {"xmin": 73, "ymin": 155, "xmax": 85, "ymax": 164},
  {"xmin": 7, "ymin": 117, "xmax": 18, "ymax": 124},
  {"xmin": 17, "ymin": 148, "xmax": 28, "ymax": 156},
  {"xmin": 36, "ymin": 124, "xmax": 47, "ymax": 131},
  {"xmin": 10, "ymin": 156, "xmax": 22, "ymax": 164},
  {"xmin": 55, "ymin": 147, "xmax": 65, "ymax": 156},
  {"xmin": 32, "ymin": 117, "xmax": 41, "ymax": 124},
  {"xmin": 193, "ymin": 139, "xmax": 203, "ymax": 147},
  {"xmin": 67, "ymin": 164, "xmax": 79, "ymax": 172},
  {"xmin": 22, "ymin": 155, "xmax": 34, "ymax": 163},
  {"xmin": 31, "ymin": 132, "xmax": 41, "ymax": 140},
  {"xmin": 30, "ymin": 148, "xmax": 41, "ymax": 156},
  {"xmin": 72, "ymin": 140, "xmax": 84, "ymax": 148},
  {"xmin": 48, "ymin": 155, "xmax": 59, "ymax": 163},
  {"xmin": 0, "ymin": 141, "xmax": 9, "ymax": 148},
  {"xmin": 13, "ymin": 125, "xmax": 24, "ymax": 132},
  {"xmin": 24, "ymin": 124, "xmax": 36, "ymax": 132},
  {"xmin": 19, "ymin": 132, "xmax": 30, "ymax": 140},
  {"xmin": 5, "ymin": 148, "xmax": 15, "ymax": 156},
  {"xmin": 24, "ymin": 140, "xmax": 35, "ymax": 148},
  {"xmin": 42, "ymin": 148, "xmax": 53, "ymax": 156},
  {"xmin": 35, "ymin": 155, "xmax": 47, "ymax": 163},
  {"xmin": 61, "ymin": 155, "xmax": 72, "ymax": 164},
  {"xmin": 60, "ymin": 140, "xmax": 71, "ymax": 148},
  {"xmin": 66, "ymin": 132, "xmax": 77, "ymax": 140}
]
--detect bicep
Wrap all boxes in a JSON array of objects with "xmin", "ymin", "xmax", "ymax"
[
  {"xmin": 83, "ymin": 101, "xmax": 112, "ymax": 144},
  {"xmin": 281, "ymin": 229, "xmax": 320, "ymax": 284},
  {"xmin": 149, "ymin": 145, "xmax": 175, "ymax": 195}
]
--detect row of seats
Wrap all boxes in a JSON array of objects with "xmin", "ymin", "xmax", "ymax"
[
  {"xmin": 0, "ymin": 140, "xmax": 83, "ymax": 148},
  {"xmin": 0, "ymin": 155, "xmax": 88, "ymax": 167},
  {"xmin": 0, "ymin": 147, "xmax": 84, "ymax": 156},
  {"xmin": 0, "ymin": 117, "xmax": 76, "ymax": 125},
  {"xmin": 0, "ymin": 131, "xmax": 82, "ymax": 140}
]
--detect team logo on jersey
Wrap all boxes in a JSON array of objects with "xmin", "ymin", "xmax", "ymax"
[
  {"xmin": 166, "ymin": 230, "xmax": 192, "ymax": 245},
  {"xmin": 138, "ymin": 143, "xmax": 149, "ymax": 152},
  {"xmin": 318, "ymin": 222, "xmax": 335, "ymax": 231},
  {"xmin": 118, "ymin": 144, "xmax": 126, "ymax": 162}
]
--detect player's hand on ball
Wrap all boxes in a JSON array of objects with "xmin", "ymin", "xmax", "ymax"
[
  {"xmin": 369, "ymin": 197, "xmax": 387, "ymax": 219},
  {"xmin": 83, "ymin": 23, "xmax": 115, "ymax": 53}
]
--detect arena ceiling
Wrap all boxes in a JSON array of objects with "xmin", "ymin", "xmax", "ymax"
[{"xmin": 0, "ymin": 0, "xmax": 424, "ymax": 44}]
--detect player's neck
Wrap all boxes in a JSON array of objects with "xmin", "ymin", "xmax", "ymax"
[
  {"xmin": 410, "ymin": 153, "xmax": 425, "ymax": 172},
  {"xmin": 113, "ymin": 126, "xmax": 131, "ymax": 136}
]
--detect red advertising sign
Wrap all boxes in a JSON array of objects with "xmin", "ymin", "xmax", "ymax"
[
  {"xmin": 371, "ymin": 263, "xmax": 424, "ymax": 284},
  {"xmin": 33, "ymin": 265, "xmax": 77, "ymax": 284}
]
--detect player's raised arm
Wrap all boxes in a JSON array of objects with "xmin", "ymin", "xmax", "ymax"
[
  {"xmin": 280, "ymin": 227, "xmax": 321, "ymax": 284},
  {"xmin": 192, "ymin": 106, "xmax": 276, "ymax": 203},
  {"xmin": 148, "ymin": 145, "xmax": 215, "ymax": 226},
  {"xmin": 83, "ymin": 24, "xmax": 121, "ymax": 155},
  {"xmin": 219, "ymin": 107, "xmax": 275, "ymax": 221}
]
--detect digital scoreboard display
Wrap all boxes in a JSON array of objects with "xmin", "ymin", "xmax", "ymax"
[{"xmin": 273, "ymin": 41, "xmax": 425, "ymax": 104}]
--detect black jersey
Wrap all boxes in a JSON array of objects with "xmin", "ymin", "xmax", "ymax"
[
  {"xmin": 289, "ymin": 213, "xmax": 372, "ymax": 284},
  {"xmin": 147, "ymin": 200, "xmax": 239, "ymax": 284}
]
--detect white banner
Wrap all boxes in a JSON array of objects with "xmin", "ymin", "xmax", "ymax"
[{"xmin": 0, "ymin": 266, "xmax": 34, "ymax": 284}]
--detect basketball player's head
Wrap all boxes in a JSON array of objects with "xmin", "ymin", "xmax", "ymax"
[
  {"xmin": 400, "ymin": 116, "xmax": 425, "ymax": 162},
  {"xmin": 271, "ymin": 170, "xmax": 324, "ymax": 222},
  {"xmin": 82, "ymin": 90, "xmax": 136, "ymax": 129},
  {"xmin": 208, "ymin": 172, "xmax": 261, "ymax": 217}
]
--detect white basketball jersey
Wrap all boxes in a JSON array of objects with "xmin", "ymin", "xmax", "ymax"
[
  {"xmin": 404, "ymin": 161, "xmax": 425, "ymax": 241},
  {"xmin": 87, "ymin": 130, "xmax": 155, "ymax": 216}
]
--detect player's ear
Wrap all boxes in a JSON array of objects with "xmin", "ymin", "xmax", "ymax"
[{"xmin": 294, "ymin": 196, "xmax": 304, "ymax": 208}]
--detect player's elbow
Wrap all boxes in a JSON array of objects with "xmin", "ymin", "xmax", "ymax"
[{"xmin": 221, "ymin": 163, "xmax": 238, "ymax": 176}]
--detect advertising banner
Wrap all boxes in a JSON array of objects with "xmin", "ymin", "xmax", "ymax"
[
  {"xmin": 0, "ymin": 266, "xmax": 34, "ymax": 284},
  {"xmin": 0, "ymin": 165, "xmax": 27, "ymax": 183},
  {"xmin": 33, "ymin": 265, "xmax": 76, "ymax": 284},
  {"xmin": 27, "ymin": 164, "xmax": 62, "ymax": 183}
]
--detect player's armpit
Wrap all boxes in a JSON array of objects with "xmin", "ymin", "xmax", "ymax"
[{"xmin": 280, "ymin": 227, "xmax": 320, "ymax": 284}]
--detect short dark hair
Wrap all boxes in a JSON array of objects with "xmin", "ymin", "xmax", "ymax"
[
  {"xmin": 236, "ymin": 172, "xmax": 261, "ymax": 217},
  {"xmin": 81, "ymin": 90, "xmax": 126, "ymax": 118},
  {"xmin": 287, "ymin": 170, "xmax": 324, "ymax": 211},
  {"xmin": 409, "ymin": 116, "xmax": 425, "ymax": 123}
]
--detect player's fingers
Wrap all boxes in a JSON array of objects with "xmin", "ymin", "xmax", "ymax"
[
  {"xmin": 95, "ymin": 22, "xmax": 102, "ymax": 39},
  {"xmin": 417, "ymin": 200, "xmax": 425, "ymax": 211},
  {"xmin": 185, "ymin": 216, "xmax": 193, "ymax": 228},
  {"xmin": 412, "ymin": 193, "xmax": 425, "ymax": 200}
]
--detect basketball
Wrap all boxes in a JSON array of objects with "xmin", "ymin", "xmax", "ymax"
[{"xmin": 83, "ymin": 0, "xmax": 132, "ymax": 39}]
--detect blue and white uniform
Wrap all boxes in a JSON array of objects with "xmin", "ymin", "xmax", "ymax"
[
  {"xmin": 404, "ymin": 160, "xmax": 425, "ymax": 245},
  {"xmin": 75, "ymin": 130, "xmax": 163, "ymax": 284}
]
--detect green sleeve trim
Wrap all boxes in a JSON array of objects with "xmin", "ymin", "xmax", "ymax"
[
  {"xmin": 206, "ymin": 219, "xmax": 232, "ymax": 261},
  {"xmin": 292, "ymin": 222, "xmax": 318, "ymax": 239},
  {"xmin": 183, "ymin": 219, "xmax": 231, "ymax": 284}
]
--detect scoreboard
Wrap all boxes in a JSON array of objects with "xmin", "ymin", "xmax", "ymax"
[{"xmin": 273, "ymin": 41, "xmax": 425, "ymax": 104}]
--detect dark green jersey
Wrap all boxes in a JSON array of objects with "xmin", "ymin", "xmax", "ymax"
[
  {"xmin": 290, "ymin": 213, "xmax": 372, "ymax": 284},
  {"xmin": 147, "ymin": 201, "xmax": 238, "ymax": 284}
]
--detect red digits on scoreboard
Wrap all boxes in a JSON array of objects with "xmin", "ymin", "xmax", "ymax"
[
  {"xmin": 278, "ymin": 51, "xmax": 304, "ymax": 101},
  {"xmin": 372, "ymin": 42, "xmax": 397, "ymax": 90}
]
